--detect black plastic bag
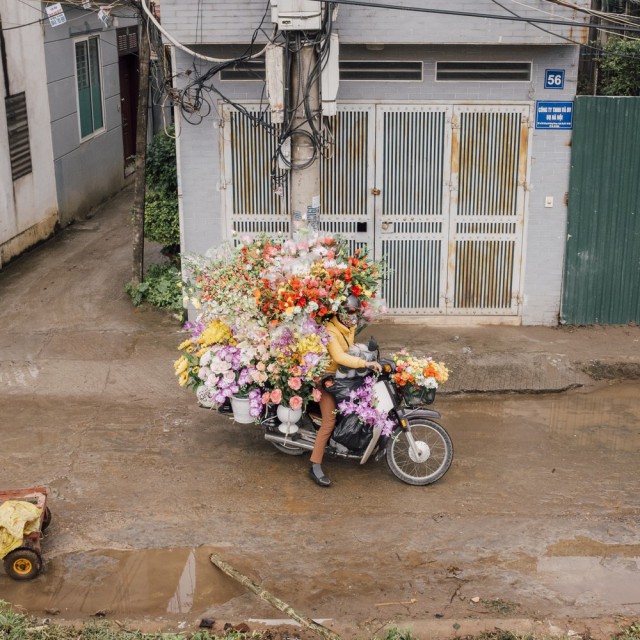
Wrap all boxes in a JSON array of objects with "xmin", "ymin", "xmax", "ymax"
[
  {"xmin": 332, "ymin": 414, "xmax": 373, "ymax": 452},
  {"xmin": 323, "ymin": 376, "xmax": 366, "ymax": 403}
]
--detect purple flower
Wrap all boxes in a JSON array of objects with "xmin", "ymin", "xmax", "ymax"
[
  {"xmin": 183, "ymin": 320, "xmax": 206, "ymax": 339},
  {"xmin": 338, "ymin": 377, "xmax": 394, "ymax": 436}
]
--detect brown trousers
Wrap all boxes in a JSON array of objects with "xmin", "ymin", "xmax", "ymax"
[{"xmin": 310, "ymin": 388, "xmax": 336, "ymax": 464}]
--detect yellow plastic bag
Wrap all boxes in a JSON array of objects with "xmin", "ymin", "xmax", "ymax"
[{"xmin": 0, "ymin": 500, "xmax": 42, "ymax": 558}]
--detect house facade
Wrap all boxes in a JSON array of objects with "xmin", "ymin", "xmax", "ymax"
[
  {"xmin": 0, "ymin": 0, "xmax": 138, "ymax": 267},
  {"xmin": 161, "ymin": 1, "xmax": 590, "ymax": 325}
]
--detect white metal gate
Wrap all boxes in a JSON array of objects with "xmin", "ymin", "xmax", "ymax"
[
  {"xmin": 221, "ymin": 102, "xmax": 530, "ymax": 317},
  {"xmin": 375, "ymin": 105, "xmax": 452, "ymax": 314},
  {"xmin": 447, "ymin": 105, "xmax": 530, "ymax": 315}
]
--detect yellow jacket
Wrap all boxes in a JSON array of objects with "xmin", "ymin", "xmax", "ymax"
[{"xmin": 325, "ymin": 316, "xmax": 369, "ymax": 374}]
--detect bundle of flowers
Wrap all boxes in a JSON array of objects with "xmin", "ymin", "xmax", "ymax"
[
  {"xmin": 174, "ymin": 319, "xmax": 233, "ymax": 390},
  {"xmin": 176, "ymin": 231, "xmax": 385, "ymax": 420},
  {"xmin": 183, "ymin": 234, "xmax": 383, "ymax": 326},
  {"xmin": 261, "ymin": 318, "xmax": 330, "ymax": 411},
  {"xmin": 337, "ymin": 376, "xmax": 395, "ymax": 436},
  {"xmin": 392, "ymin": 351, "xmax": 449, "ymax": 389}
]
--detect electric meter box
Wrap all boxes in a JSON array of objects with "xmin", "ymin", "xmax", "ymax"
[{"xmin": 271, "ymin": 0, "xmax": 323, "ymax": 30}]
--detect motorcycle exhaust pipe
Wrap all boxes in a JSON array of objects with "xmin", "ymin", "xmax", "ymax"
[{"xmin": 264, "ymin": 432, "xmax": 315, "ymax": 451}]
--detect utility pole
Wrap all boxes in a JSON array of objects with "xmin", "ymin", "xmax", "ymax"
[
  {"xmin": 131, "ymin": 10, "xmax": 151, "ymax": 286},
  {"xmin": 289, "ymin": 38, "xmax": 321, "ymax": 227}
]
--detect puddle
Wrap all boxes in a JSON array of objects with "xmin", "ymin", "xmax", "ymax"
[
  {"xmin": 538, "ymin": 555, "xmax": 640, "ymax": 608},
  {"xmin": 448, "ymin": 381, "xmax": 640, "ymax": 458},
  {"xmin": 0, "ymin": 546, "xmax": 245, "ymax": 619},
  {"xmin": 540, "ymin": 536, "xmax": 640, "ymax": 611}
]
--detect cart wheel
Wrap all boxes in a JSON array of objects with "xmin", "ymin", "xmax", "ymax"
[
  {"xmin": 4, "ymin": 549, "xmax": 42, "ymax": 580},
  {"xmin": 42, "ymin": 507, "xmax": 52, "ymax": 532}
]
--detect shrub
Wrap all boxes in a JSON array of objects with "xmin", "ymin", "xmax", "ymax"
[
  {"xmin": 599, "ymin": 37, "xmax": 640, "ymax": 96},
  {"xmin": 144, "ymin": 191, "xmax": 180, "ymax": 250},
  {"xmin": 126, "ymin": 262, "xmax": 183, "ymax": 312},
  {"xmin": 146, "ymin": 125, "xmax": 177, "ymax": 195}
]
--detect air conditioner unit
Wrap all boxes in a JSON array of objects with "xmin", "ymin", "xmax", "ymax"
[{"xmin": 271, "ymin": 0, "xmax": 323, "ymax": 31}]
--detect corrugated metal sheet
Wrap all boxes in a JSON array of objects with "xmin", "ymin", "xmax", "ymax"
[{"xmin": 562, "ymin": 97, "xmax": 640, "ymax": 325}]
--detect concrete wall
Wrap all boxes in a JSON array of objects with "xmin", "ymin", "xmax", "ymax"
[
  {"xmin": 43, "ymin": 7, "xmax": 138, "ymax": 225},
  {"xmin": 161, "ymin": 0, "xmax": 590, "ymax": 45},
  {"xmin": 172, "ymin": 43, "xmax": 578, "ymax": 325},
  {"xmin": 0, "ymin": 0, "xmax": 59, "ymax": 267}
]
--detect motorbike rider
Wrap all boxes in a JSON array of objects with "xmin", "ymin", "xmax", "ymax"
[{"xmin": 309, "ymin": 294, "xmax": 382, "ymax": 487}]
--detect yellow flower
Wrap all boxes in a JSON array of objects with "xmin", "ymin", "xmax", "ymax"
[
  {"xmin": 178, "ymin": 371, "xmax": 189, "ymax": 387},
  {"xmin": 174, "ymin": 357, "xmax": 188, "ymax": 375},
  {"xmin": 178, "ymin": 339, "xmax": 192, "ymax": 351},
  {"xmin": 198, "ymin": 320, "xmax": 232, "ymax": 346}
]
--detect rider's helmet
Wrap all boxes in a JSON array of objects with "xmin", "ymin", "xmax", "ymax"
[
  {"xmin": 338, "ymin": 294, "xmax": 362, "ymax": 327},
  {"xmin": 343, "ymin": 294, "xmax": 362, "ymax": 314}
]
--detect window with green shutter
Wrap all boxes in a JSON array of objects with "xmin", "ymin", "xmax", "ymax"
[{"xmin": 75, "ymin": 36, "xmax": 104, "ymax": 139}]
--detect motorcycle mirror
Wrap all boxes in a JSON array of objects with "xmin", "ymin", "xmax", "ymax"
[{"xmin": 367, "ymin": 336, "xmax": 379, "ymax": 352}]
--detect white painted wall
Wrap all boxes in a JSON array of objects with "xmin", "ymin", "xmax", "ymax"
[{"xmin": 0, "ymin": 0, "xmax": 58, "ymax": 266}]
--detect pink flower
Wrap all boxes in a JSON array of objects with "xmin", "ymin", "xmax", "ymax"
[
  {"xmin": 262, "ymin": 392, "xmax": 270, "ymax": 405},
  {"xmin": 289, "ymin": 395, "xmax": 303, "ymax": 411},
  {"xmin": 270, "ymin": 388, "xmax": 283, "ymax": 404},
  {"xmin": 287, "ymin": 377, "xmax": 302, "ymax": 391},
  {"xmin": 312, "ymin": 387, "xmax": 322, "ymax": 402}
]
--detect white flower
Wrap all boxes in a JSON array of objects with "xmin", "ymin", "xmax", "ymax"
[
  {"xmin": 210, "ymin": 359, "xmax": 231, "ymax": 374},
  {"xmin": 198, "ymin": 366, "xmax": 211, "ymax": 380}
]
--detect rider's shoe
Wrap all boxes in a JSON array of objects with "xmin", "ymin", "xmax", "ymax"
[{"xmin": 309, "ymin": 465, "xmax": 331, "ymax": 487}]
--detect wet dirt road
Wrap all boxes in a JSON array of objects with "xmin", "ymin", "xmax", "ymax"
[{"xmin": 1, "ymin": 382, "xmax": 638, "ymax": 635}]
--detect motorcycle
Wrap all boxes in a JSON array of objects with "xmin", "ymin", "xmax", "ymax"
[{"xmin": 260, "ymin": 338, "xmax": 453, "ymax": 486}]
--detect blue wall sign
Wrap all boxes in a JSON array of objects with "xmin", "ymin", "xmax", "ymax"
[
  {"xmin": 544, "ymin": 69, "xmax": 565, "ymax": 89},
  {"xmin": 535, "ymin": 101, "xmax": 574, "ymax": 130}
]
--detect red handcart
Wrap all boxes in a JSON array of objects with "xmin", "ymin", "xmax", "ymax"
[{"xmin": 0, "ymin": 486, "xmax": 51, "ymax": 580}]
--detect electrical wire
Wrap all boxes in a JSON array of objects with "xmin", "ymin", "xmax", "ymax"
[
  {"xmin": 138, "ymin": 0, "xmax": 273, "ymax": 63},
  {"xmin": 305, "ymin": 0, "xmax": 640, "ymax": 33},
  {"xmin": 489, "ymin": 0, "xmax": 640, "ymax": 60}
]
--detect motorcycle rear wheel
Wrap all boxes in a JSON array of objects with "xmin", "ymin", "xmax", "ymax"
[{"xmin": 386, "ymin": 419, "xmax": 453, "ymax": 485}]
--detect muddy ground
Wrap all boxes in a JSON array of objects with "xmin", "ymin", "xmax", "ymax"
[{"xmin": 0, "ymin": 187, "xmax": 639, "ymax": 639}]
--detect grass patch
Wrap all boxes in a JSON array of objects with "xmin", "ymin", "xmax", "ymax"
[
  {"xmin": 479, "ymin": 599, "xmax": 520, "ymax": 616},
  {"xmin": 1, "ymin": 602, "xmax": 639, "ymax": 640}
]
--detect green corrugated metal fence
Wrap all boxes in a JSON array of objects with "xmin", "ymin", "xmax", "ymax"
[{"xmin": 562, "ymin": 96, "xmax": 640, "ymax": 324}]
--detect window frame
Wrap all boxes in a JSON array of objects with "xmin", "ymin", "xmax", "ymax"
[{"xmin": 73, "ymin": 34, "xmax": 106, "ymax": 141}]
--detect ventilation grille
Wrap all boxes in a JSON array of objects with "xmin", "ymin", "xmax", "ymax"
[
  {"xmin": 5, "ymin": 92, "xmax": 32, "ymax": 181},
  {"xmin": 437, "ymin": 62, "xmax": 531, "ymax": 82},
  {"xmin": 340, "ymin": 61, "xmax": 422, "ymax": 81},
  {"xmin": 220, "ymin": 60, "xmax": 422, "ymax": 82},
  {"xmin": 117, "ymin": 26, "xmax": 138, "ymax": 55}
]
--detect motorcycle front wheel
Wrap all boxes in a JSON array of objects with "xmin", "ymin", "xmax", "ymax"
[{"xmin": 386, "ymin": 419, "xmax": 453, "ymax": 486}]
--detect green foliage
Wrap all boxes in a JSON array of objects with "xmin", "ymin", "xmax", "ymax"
[
  {"xmin": 599, "ymin": 38, "xmax": 640, "ymax": 96},
  {"xmin": 144, "ymin": 191, "xmax": 180, "ymax": 248},
  {"xmin": 143, "ymin": 126, "xmax": 179, "ymax": 251},
  {"xmin": 126, "ymin": 262, "xmax": 183, "ymax": 312},
  {"xmin": 146, "ymin": 125, "xmax": 177, "ymax": 195},
  {"xmin": 613, "ymin": 622, "xmax": 640, "ymax": 640}
]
